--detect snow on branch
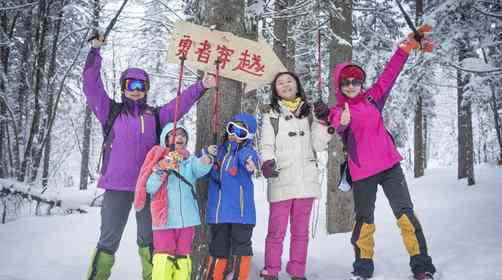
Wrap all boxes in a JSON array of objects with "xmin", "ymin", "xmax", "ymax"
[
  {"xmin": 474, "ymin": 1, "xmax": 502, "ymax": 19},
  {"xmin": 446, "ymin": 58, "xmax": 502, "ymax": 75},
  {"xmin": 0, "ymin": 2, "xmax": 37, "ymax": 11}
]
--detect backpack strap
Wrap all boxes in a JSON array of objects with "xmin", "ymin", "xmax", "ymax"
[
  {"xmin": 97, "ymin": 101, "xmax": 122, "ymax": 173},
  {"xmin": 168, "ymin": 169, "xmax": 197, "ymax": 200},
  {"xmin": 102, "ymin": 101, "xmax": 122, "ymax": 143},
  {"xmin": 366, "ymin": 94, "xmax": 396, "ymax": 145},
  {"xmin": 153, "ymin": 107, "xmax": 161, "ymax": 144}
]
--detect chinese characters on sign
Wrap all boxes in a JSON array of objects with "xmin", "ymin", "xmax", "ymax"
[
  {"xmin": 167, "ymin": 21, "xmax": 286, "ymax": 92},
  {"xmin": 175, "ymin": 35, "xmax": 266, "ymax": 77}
]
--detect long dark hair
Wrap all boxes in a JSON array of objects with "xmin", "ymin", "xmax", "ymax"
[{"xmin": 270, "ymin": 72, "xmax": 307, "ymax": 114}]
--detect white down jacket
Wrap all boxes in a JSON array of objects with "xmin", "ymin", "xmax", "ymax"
[{"xmin": 260, "ymin": 104, "xmax": 331, "ymax": 202}]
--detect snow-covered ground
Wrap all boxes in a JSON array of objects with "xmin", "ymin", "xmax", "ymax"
[{"xmin": 1, "ymin": 164, "xmax": 501, "ymax": 280}]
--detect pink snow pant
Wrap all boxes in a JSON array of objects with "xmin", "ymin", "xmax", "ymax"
[
  {"xmin": 153, "ymin": 227, "xmax": 195, "ymax": 255},
  {"xmin": 264, "ymin": 198, "xmax": 314, "ymax": 277}
]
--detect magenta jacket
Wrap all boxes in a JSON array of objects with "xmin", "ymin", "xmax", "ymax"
[
  {"xmin": 329, "ymin": 48, "xmax": 409, "ymax": 181},
  {"xmin": 83, "ymin": 48, "xmax": 206, "ymax": 191}
]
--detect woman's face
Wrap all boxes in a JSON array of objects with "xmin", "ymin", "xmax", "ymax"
[
  {"xmin": 124, "ymin": 89, "xmax": 146, "ymax": 101},
  {"xmin": 275, "ymin": 74, "xmax": 298, "ymax": 101},
  {"xmin": 341, "ymin": 78, "xmax": 362, "ymax": 98}
]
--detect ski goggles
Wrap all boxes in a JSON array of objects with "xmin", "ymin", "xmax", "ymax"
[
  {"xmin": 125, "ymin": 79, "xmax": 146, "ymax": 92},
  {"xmin": 167, "ymin": 128, "xmax": 188, "ymax": 138},
  {"xmin": 226, "ymin": 121, "xmax": 251, "ymax": 140},
  {"xmin": 340, "ymin": 79, "xmax": 363, "ymax": 88}
]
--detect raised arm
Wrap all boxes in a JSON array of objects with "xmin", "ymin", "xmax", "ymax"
[
  {"xmin": 365, "ymin": 48, "xmax": 409, "ymax": 110},
  {"xmin": 159, "ymin": 74, "xmax": 216, "ymax": 126},
  {"xmin": 82, "ymin": 47, "xmax": 111, "ymax": 124}
]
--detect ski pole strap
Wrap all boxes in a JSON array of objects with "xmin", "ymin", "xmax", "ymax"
[{"xmin": 167, "ymin": 169, "xmax": 197, "ymax": 199}]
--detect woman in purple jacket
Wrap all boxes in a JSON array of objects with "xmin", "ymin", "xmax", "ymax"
[
  {"xmin": 84, "ymin": 38, "xmax": 216, "ymax": 280},
  {"xmin": 315, "ymin": 25, "xmax": 436, "ymax": 280}
]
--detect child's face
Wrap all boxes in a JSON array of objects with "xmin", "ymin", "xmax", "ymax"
[
  {"xmin": 228, "ymin": 134, "xmax": 244, "ymax": 143},
  {"xmin": 166, "ymin": 128, "xmax": 188, "ymax": 149}
]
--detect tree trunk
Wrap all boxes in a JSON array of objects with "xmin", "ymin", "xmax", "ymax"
[
  {"xmin": 13, "ymin": 9, "xmax": 33, "ymax": 179},
  {"xmin": 80, "ymin": 107, "xmax": 93, "ymax": 190},
  {"xmin": 19, "ymin": 0, "xmax": 51, "ymax": 182},
  {"xmin": 424, "ymin": 114, "xmax": 428, "ymax": 169},
  {"xmin": 80, "ymin": 0, "xmax": 99, "ymax": 190},
  {"xmin": 326, "ymin": 0, "xmax": 353, "ymax": 234},
  {"xmin": 414, "ymin": 96, "xmax": 424, "ymax": 177},
  {"xmin": 457, "ymin": 42, "xmax": 475, "ymax": 185},
  {"xmin": 192, "ymin": 1, "xmax": 247, "ymax": 278},
  {"xmin": 413, "ymin": 0, "xmax": 425, "ymax": 178},
  {"xmin": 490, "ymin": 82, "xmax": 502, "ymax": 165},
  {"xmin": 273, "ymin": 0, "xmax": 295, "ymax": 71}
]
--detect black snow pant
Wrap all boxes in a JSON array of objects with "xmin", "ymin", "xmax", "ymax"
[
  {"xmin": 350, "ymin": 163, "xmax": 436, "ymax": 278},
  {"xmin": 208, "ymin": 223, "xmax": 254, "ymax": 258}
]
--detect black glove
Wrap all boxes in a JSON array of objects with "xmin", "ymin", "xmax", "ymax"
[
  {"xmin": 261, "ymin": 159, "xmax": 280, "ymax": 178},
  {"xmin": 313, "ymin": 100, "xmax": 330, "ymax": 124}
]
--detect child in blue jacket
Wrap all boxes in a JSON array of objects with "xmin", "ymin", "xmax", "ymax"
[
  {"xmin": 204, "ymin": 113, "xmax": 260, "ymax": 280},
  {"xmin": 135, "ymin": 122, "xmax": 216, "ymax": 280}
]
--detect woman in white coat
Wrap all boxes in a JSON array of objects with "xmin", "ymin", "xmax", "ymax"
[{"xmin": 259, "ymin": 72, "xmax": 331, "ymax": 280}]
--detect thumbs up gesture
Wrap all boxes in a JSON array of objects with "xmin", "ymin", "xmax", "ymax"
[{"xmin": 340, "ymin": 103, "xmax": 351, "ymax": 126}]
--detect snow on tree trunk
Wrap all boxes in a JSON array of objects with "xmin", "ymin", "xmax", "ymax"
[
  {"xmin": 80, "ymin": 0, "xmax": 100, "ymax": 191},
  {"xmin": 326, "ymin": 0, "xmax": 354, "ymax": 234},
  {"xmin": 273, "ymin": 0, "xmax": 295, "ymax": 72},
  {"xmin": 457, "ymin": 41, "xmax": 475, "ymax": 185},
  {"xmin": 414, "ymin": 96, "xmax": 424, "ymax": 177},
  {"xmin": 413, "ymin": 0, "xmax": 425, "ymax": 178}
]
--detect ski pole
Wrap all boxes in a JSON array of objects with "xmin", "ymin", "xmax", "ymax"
[
  {"xmin": 88, "ymin": 0, "xmax": 129, "ymax": 42},
  {"xmin": 171, "ymin": 55, "xmax": 186, "ymax": 151},
  {"xmin": 212, "ymin": 59, "xmax": 221, "ymax": 145},
  {"xmin": 395, "ymin": 0, "xmax": 423, "ymax": 43}
]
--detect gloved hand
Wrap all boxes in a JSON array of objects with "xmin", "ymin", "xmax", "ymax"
[
  {"xmin": 207, "ymin": 145, "xmax": 218, "ymax": 156},
  {"xmin": 261, "ymin": 159, "xmax": 280, "ymax": 178},
  {"xmin": 400, "ymin": 24, "xmax": 433, "ymax": 54},
  {"xmin": 91, "ymin": 34, "xmax": 105, "ymax": 48},
  {"xmin": 313, "ymin": 100, "xmax": 331, "ymax": 124},
  {"xmin": 294, "ymin": 101, "xmax": 311, "ymax": 119}
]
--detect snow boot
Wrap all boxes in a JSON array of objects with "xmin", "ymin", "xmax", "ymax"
[
  {"xmin": 413, "ymin": 272, "xmax": 434, "ymax": 280},
  {"xmin": 204, "ymin": 256, "xmax": 228, "ymax": 280},
  {"xmin": 86, "ymin": 249, "xmax": 115, "ymax": 280},
  {"xmin": 138, "ymin": 245, "xmax": 154, "ymax": 280},
  {"xmin": 259, "ymin": 270, "xmax": 278, "ymax": 280},
  {"xmin": 229, "ymin": 255, "xmax": 251, "ymax": 280},
  {"xmin": 173, "ymin": 255, "xmax": 192, "ymax": 280},
  {"xmin": 152, "ymin": 253, "xmax": 175, "ymax": 280},
  {"xmin": 348, "ymin": 273, "xmax": 369, "ymax": 280}
]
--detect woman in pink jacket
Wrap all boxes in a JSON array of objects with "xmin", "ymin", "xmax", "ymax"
[{"xmin": 315, "ymin": 25, "xmax": 436, "ymax": 280}]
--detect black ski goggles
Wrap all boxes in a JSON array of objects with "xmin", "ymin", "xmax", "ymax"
[{"xmin": 340, "ymin": 79, "xmax": 363, "ymax": 88}]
